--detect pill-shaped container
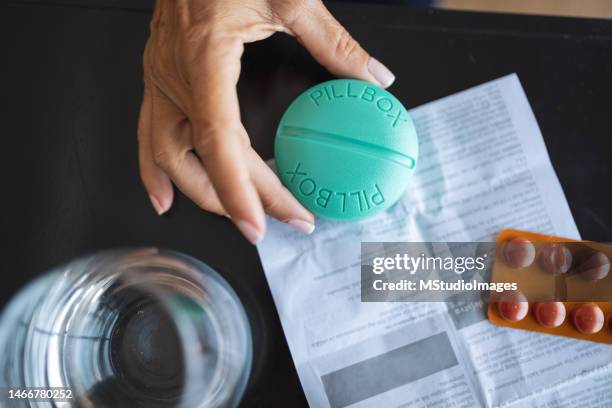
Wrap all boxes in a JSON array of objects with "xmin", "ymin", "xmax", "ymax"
[{"xmin": 275, "ymin": 79, "xmax": 419, "ymax": 220}]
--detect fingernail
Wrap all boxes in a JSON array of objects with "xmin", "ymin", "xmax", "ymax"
[
  {"xmin": 236, "ymin": 220, "xmax": 264, "ymax": 245},
  {"xmin": 287, "ymin": 219, "xmax": 315, "ymax": 235},
  {"xmin": 368, "ymin": 57, "xmax": 395, "ymax": 88},
  {"xmin": 149, "ymin": 194, "xmax": 168, "ymax": 215}
]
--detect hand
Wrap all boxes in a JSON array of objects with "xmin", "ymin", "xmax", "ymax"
[{"xmin": 138, "ymin": 0, "xmax": 395, "ymax": 244}]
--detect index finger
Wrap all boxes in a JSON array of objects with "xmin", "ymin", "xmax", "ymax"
[{"xmin": 188, "ymin": 36, "xmax": 266, "ymax": 244}]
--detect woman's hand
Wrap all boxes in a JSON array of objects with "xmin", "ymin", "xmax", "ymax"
[{"xmin": 138, "ymin": 0, "xmax": 395, "ymax": 244}]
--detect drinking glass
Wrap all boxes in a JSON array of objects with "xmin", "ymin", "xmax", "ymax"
[{"xmin": 0, "ymin": 249, "xmax": 252, "ymax": 407}]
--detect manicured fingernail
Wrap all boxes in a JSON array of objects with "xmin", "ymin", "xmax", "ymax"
[
  {"xmin": 149, "ymin": 194, "xmax": 168, "ymax": 215},
  {"xmin": 287, "ymin": 219, "xmax": 315, "ymax": 235},
  {"xmin": 368, "ymin": 57, "xmax": 395, "ymax": 88},
  {"xmin": 236, "ymin": 220, "xmax": 264, "ymax": 245}
]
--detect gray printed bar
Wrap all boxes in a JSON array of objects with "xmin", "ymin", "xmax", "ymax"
[{"xmin": 321, "ymin": 332, "xmax": 458, "ymax": 408}]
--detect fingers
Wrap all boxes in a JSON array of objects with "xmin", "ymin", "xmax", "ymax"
[
  {"xmin": 138, "ymin": 81, "xmax": 174, "ymax": 215},
  {"xmin": 149, "ymin": 87, "xmax": 226, "ymax": 216},
  {"xmin": 289, "ymin": 1, "xmax": 395, "ymax": 88},
  {"xmin": 142, "ymin": 78, "xmax": 315, "ymax": 239},
  {"xmin": 189, "ymin": 38, "xmax": 266, "ymax": 244},
  {"xmin": 247, "ymin": 150, "xmax": 315, "ymax": 234}
]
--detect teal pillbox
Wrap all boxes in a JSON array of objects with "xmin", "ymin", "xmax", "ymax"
[{"xmin": 274, "ymin": 79, "xmax": 419, "ymax": 221}]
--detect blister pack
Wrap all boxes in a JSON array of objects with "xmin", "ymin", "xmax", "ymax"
[{"xmin": 488, "ymin": 229, "xmax": 612, "ymax": 344}]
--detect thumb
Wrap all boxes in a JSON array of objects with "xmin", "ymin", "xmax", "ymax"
[{"xmin": 289, "ymin": 1, "xmax": 395, "ymax": 88}]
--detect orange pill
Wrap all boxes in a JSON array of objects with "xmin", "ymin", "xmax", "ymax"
[
  {"xmin": 497, "ymin": 292, "xmax": 529, "ymax": 322},
  {"xmin": 577, "ymin": 251, "xmax": 610, "ymax": 281},
  {"xmin": 534, "ymin": 301, "xmax": 566, "ymax": 328},
  {"xmin": 538, "ymin": 244, "xmax": 572, "ymax": 275},
  {"xmin": 503, "ymin": 238, "xmax": 535, "ymax": 268},
  {"xmin": 572, "ymin": 303, "xmax": 604, "ymax": 334}
]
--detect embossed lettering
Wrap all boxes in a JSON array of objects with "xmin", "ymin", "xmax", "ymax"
[
  {"xmin": 323, "ymin": 86, "xmax": 331, "ymax": 100},
  {"xmin": 286, "ymin": 162, "xmax": 306, "ymax": 183},
  {"xmin": 299, "ymin": 178, "xmax": 316, "ymax": 196},
  {"xmin": 376, "ymin": 97, "xmax": 393, "ymax": 112},
  {"xmin": 387, "ymin": 109, "xmax": 408, "ymax": 127},
  {"xmin": 307, "ymin": 83, "xmax": 407, "ymax": 128},
  {"xmin": 286, "ymin": 162, "xmax": 385, "ymax": 213},
  {"xmin": 316, "ymin": 189, "xmax": 332, "ymax": 208},
  {"xmin": 331, "ymin": 84, "xmax": 344, "ymax": 98},
  {"xmin": 371, "ymin": 184, "xmax": 385, "ymax": 205},
  {"xmin": 347, "ymin": 82, "xmax": 358, "ymax": 98},
  {"xmin": 309, "ymin": 90, "xmax": 323, "ymax": 106},
  {"xmin": 363, "ymin": 189, "xmax": 371, "ymax": 209},
  {"xmin": 336, "ymin": 192, "xmax": 347, "ymax": 212},
  {"xmin": 350, "ymin": 191, "xmax": 364, "ymax": 211},
  {"xmin": 361, "ymin": 86, "xmax": 376, "ymax": 102}
]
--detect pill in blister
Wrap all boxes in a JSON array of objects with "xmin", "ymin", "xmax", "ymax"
[
  {"xmin": 503, "ymin": 238, "xmax": 535, "ymax": 268},
  {"xmin": 538, "ymin": 244, "xmax": 572, "ymax": 275},
  {"xmin": 577, "ymin": 251, "xmax": 610, "ymax": 281},
  {"xmin": 533, "ymin": 301, "xmax": 566, "ymax": 328},
  {"xmin": 572, "ymin": 303, "xmax": 604, "ymax": 334},
  {"xmin": 497, "ymin": 291, "xmax": 529, "ymax": 322}
]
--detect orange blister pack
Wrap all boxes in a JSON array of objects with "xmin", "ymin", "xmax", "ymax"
[{"xmin": 487, "ymin": 229, "xmax": 612, "ymax": 344}]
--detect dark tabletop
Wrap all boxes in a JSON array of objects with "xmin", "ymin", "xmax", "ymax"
[{"xmin": 1, "ymin": 1, "xmax": 612, "ymax": 406}]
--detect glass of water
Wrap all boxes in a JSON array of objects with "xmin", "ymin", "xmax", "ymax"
[{"xmin": 0, "ymin": 249, "xmax": 252, "ymax": 407}]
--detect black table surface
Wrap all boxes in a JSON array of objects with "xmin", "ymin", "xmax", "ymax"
[{"xmin": 1, "ymin": 1, "xmax": 612, "ymax": 406}]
